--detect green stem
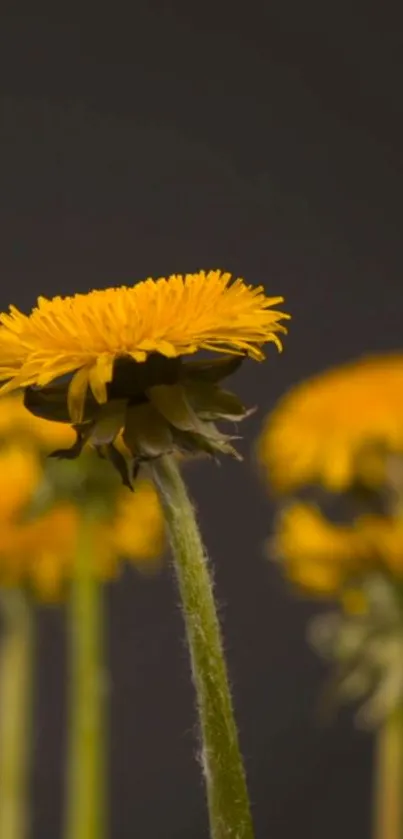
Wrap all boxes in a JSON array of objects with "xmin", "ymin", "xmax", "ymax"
[
  {"xmin": 0, "ymin": 587, "xmax": 33, "ymax": 839},
  {"xmin": 64, "ymin": 515, "xmax": 106, "ymax": 839},
  {"xmin": 373, "ymin": 707, "xmax": 403, "ymax": 839},
  {"xmin": 151, "ymin": 455, "xmax": 254, "ymax": 839}
]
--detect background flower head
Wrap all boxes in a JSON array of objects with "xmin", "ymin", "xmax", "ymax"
[
  {"xmin": 258, "ymin": 351, "xmax": 403, "ymax": 724},
  {"xmin": 272, "ymin": 502, "xmax": 403, "ymax": 601},
  {"xmin": 257, "ymin": 353, "xmax": 403, "ymax": 493},
  {"xmin": 0, "ymin": 395, "xmax": 165, "ymax": 600},
  {"xmin": 0, "ymin": 389, "xmax": 75, "ymax": 452},
  {"xmin": 0, "ymin": 486, "xmax": 165, "ymax": 601}
]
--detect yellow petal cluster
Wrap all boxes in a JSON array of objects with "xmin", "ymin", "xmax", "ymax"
[
  {"xmin": 272, "ymin": 503, "xmax": 403, "ymax": 598},
  {"xmin": 0, "ymin": 486, "xmax": 165, "ymax": 601},
  {"xmin": 0, "ymin": 390, "xmax": 75, "ymax": 452},
  {"xmin": 258, "ymin": 354, "xmax": 403, "ymax": 492},
  {"xmin": 0, "ymin": 396, "xmax": 165, "ymax": 600},
  {"xmin": 0, "ymin": 271, "xmax": 289, "ymax": 423}
]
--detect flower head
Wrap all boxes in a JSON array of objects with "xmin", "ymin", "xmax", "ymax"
[
  {"xmin": 272, "ymin": 502, "xmax": 403, "ymax": 600},
  {"xmin": 0, "ymin": 390, "xmax": 75, "ymax": 453},
  {"xmin": 0, "ymin": 484, "xmax": 164, "ymax": 601},
  {"xmin": 258, "ymin": 354, "xmax": 403, "ymax": 492},
  {"xmin": 0, "ymin": 271, "xmax": 288, "ymax": 410},
  {"xmin": 271, "ymin": 504, "xmax": 360, "ymax": 596},
  {"xmin": 0, "ymin": 271, "xmax": 289, "ymax": 484},
  {"xmin": 0, "ymin": 395, "xmax": 165, "ymax": 600}
]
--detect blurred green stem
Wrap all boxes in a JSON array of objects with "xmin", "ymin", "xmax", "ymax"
[
  {"xmin": 0, "ymin": 587, "xmax": 33, "ymax": 839},
  {"xmin": 373, "ymin": 707, "xmax": 403, "ymax": 839},
  {"xmin": 374, "ymin": 459, "xmax": 403, "ymax": 838},
  {"xmin": 64, "ymin": 515, "xmax": 106, "ymax": 839},
  {"xmin": 151, "ymin": 455, "xmax": 254, "ymax": 839}
]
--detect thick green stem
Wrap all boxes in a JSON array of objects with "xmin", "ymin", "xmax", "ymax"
[
  {"xmin": 373, "ymin": 707, "xmax": 403, "ymax": 839},
  {"xmin": 0, "ymin": 588, "xmax": 33, "ymax": 839},
  {"xmin": 64, "ymin": 515, "xmax": 106, "ymax": 839},
  {"xmin": 151, "ymin": 455, "xmax": 254, "ymax": 839}
]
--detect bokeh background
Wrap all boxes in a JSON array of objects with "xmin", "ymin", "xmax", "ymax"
[{"xmin": 1, "ymin": 4, "xmax": 402, "ymax": 838}]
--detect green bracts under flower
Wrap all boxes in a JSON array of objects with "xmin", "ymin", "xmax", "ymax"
[
  {"xmin": 309, "ymin": 574, "xmax": 403, "ymax": 727},
  {"xmin": 24, "ymin": 354, "xmax": 252, "ymax": 487}
]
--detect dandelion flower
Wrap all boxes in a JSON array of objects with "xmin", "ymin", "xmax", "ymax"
[
  {"xmin": 272, "ymin": 503, "xmax": 362, "ymax": 596},
  {"xmin": 0, "ymin": 487, "xmax": 164, "ymax": 601},
  {"xmin": 0, "ymin": 271, "xmax": 289, "ymax": 483},
  {"xmin": 273, "ymin": 502, "xmax": 403, "ymax": 600},
  {"xmin": 0, "ymin": 444, "xmax": 41, "ymax": 522},
  {"xmin": 0, "ymin": 272, "xmax": 288, "ymax": 401},
  {"xmin": 0, "ymin": 390, "xmax": 75, "ymax": 452},
  {"xmin": 0, "ymin": 272, "xmax": 289, "ymax": 836},
  {"xmin": 258, "ymin": 354, "xmax": 403, "ymax": 492},
  {"xmin": 0, "ymin": 396, "xmax": 165, "ymax": 601}
]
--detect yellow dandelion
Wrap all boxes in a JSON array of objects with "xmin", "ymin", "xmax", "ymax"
[
  {"xmin": 111, "ymin": 480, "xmax": 166, "ymax": 563},
  {"xmin": 354, "ymin": 515, "xmax": 403, "ymax": 577},
  {"xmin": 258, "ymin": 353, "xmax": 403, "ymax": 492},
  {"xmin": 0, "ymin": 272, "xmax": 289, "ymax": 483},
  {"xmin": 273, "ymin": 502, "xmax": 403, "ymax": 600},
  {"xmin": 0, "ymin": 390, "xmax": 75, "ymax": 452},
  {"xmin": 271, "ymin": 503, "xmax": 362, "ymax": 596},
  {"xmin": 0, "ymin": 395, "xmax": 165, "ymax": 600},
  {"xmin": 0, "ymin": 271, "xmax": 289, "ymax": 417},
  {"xmin": 0, "ymin": 445, "xmax": 41, "ymax": 522},
  {"xmin": 0, "ymin": 479, "xmax": 165, "ymax": 601}
]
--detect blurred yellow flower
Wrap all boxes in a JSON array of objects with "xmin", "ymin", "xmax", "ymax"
[
  {"xmin": 0, "ymin": 395, "xmax": 165, "ymax": 600},
  {"xmin": 0, "ymin": 486, "xmax": 165, "ymax": 601},
  {"xmin": 0, "ymin": 390, "xmax": 75, "ymax": 452},
  {"xmin": 0, "ymin": 271, "xmax": 289, "ymax": 423},
  {"xmin": 271, "ymin": 504, "xmax": 361, "ymax": 596},
  {"xmin": 0, "ymin": 445, "xmax": 41, "ymax": 521},
  {"xmin": 272, "ymin": 502, "xmax": 403, "ymax": 599},
  {"xmin": 258, "ymin": 353, "xmax": 403, "ymax": 492}
]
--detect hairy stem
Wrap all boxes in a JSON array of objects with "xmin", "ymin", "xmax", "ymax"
[{"xmin": 151, "ymin": 455, "xmax": 254, "ymax": 839}]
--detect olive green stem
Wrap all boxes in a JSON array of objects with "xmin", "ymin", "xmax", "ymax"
[
  {"xmin": 151, "ymin": 455, "xmax": 254, "ymax": 839},
  {"xmin": 373, "ymin": 707, "xmax": 403, "ymax": 839},
  {"xmin": 0, "ymin": 588, "xmax": 33, "ymax": 839},
  {"xmin": 64, "ymin": 515, "xmax": 106, "ymax": 839},
  {"xmin": 373, "ymin": 460, "xmax": 403, "ymax": 839}
]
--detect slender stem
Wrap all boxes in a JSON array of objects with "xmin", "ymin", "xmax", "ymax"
[
  {"xmin": 151, "ymin": 455, "xmax": 254, "ymax": 839},
  {"xmin": 373, "ymin": 707, "xmax": 403, "ymax": 839},
  {"xmin": 0, "ymin": 587, "xmax": 33, "ymax": 839},
  {"xmin": 64, "ymin": 515, "xmax": 106, "ymax": 839},
  {"xmin": 373, "ymin": 461, "xmax": 403, "ymax": 839}
]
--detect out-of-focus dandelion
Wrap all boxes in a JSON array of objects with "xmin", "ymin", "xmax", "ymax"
[
  {"xmin": 258, "ymin": 353, "xmax": 403, "ymax": 492},
  {"xmin": 257, "ymin": 352, "xmax": 403, "ymax": 839},
  {"xmin": 0, "ymin": 394, "xmax": 164, "ymax": 839},
  {"xmin": 0, "ymin": 271, "xmax": 290, "ymax": 839},
  {"xmin": 272, "ymin": 503, "xmax": 403, "ymax": 599}
]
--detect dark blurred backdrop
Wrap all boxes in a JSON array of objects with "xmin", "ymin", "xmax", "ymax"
[{"xmin": 1, "ymin": 4, "xmax": 402, "ymax": 838}]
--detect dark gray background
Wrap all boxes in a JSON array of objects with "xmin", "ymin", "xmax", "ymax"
[{"xmin": 1, "ymin": 4, "xmax": 402, "ymax": 837}]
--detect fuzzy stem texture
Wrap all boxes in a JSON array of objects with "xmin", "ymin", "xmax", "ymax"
[
  {"xmin": 151, "ymin": 455, "xmax": 254, "ymax": 839},
  {"xmin": 0, "ymin": 588, "xmax": 33, "ymax": 839},
  {"xmin": 64, "ymin": 515, "xmax": 106, "ymax": 839}
]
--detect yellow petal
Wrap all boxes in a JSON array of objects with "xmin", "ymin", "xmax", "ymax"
[
  {"xmin": 67, "ymin": 367, "xmax": 90, "ymax": 423},
  {"xmin": 88, "ymin": 354, "xmax": 114, "ymax": 404}
]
